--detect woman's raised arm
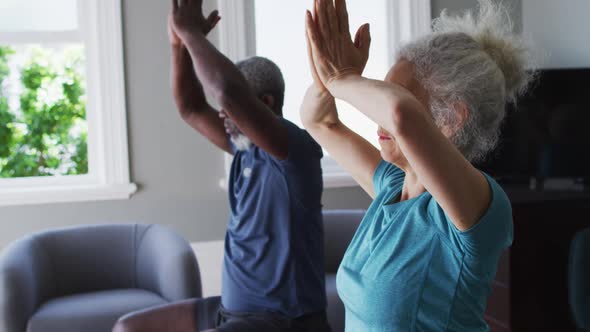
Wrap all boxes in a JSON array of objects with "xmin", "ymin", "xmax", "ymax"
[
  {"xmin": 301, "ymin": 3, "xmax": 381, "ymax": 197},
  {"xmin": 306, "ymin": 0, "xmax": 492, "ymax": 231}
]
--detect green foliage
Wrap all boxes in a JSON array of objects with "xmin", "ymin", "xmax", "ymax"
[
  {"xmin": 0, "ymin": 45, "xmax": 88, "ymax": 178},
  {"xmin": 0, "ymin": 47, "xmax": 15, "ymax": 159}
]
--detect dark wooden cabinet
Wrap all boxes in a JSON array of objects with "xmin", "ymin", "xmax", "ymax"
[{"xmin": 484, "ymin": 188, "xmax": 590, "ymax": 331}]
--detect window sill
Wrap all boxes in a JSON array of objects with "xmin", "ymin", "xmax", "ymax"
[
  {"xmin": 0, "ymin": 183, "xmax": 138, "ymax": 207},
  {"xmin": 218, "ymin": 173, "xmax": 358, "ymax": 191},
  {"xmin": 323, "ymin": 172, "xmax": 359, "ymax": 189},
  {"xmin": 220, "ymin": 154, "xmax": 360, "ymax": 190}
]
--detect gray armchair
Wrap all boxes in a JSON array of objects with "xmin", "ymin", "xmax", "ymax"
[
  {"xmin": 0, "ymin": 224, "xmax": 201, "ymax": 332},
  {"xmin": 323, "ymin": 210, "xmax": 365, "ymax": 332}
]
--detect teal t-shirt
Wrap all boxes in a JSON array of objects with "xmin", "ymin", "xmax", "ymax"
[{"xmin": 336, "ymin": 160, "xmax": 513, "ymax": 332}]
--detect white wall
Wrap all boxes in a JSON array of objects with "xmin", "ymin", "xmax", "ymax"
[
  {"xmin": 522, "ymin": 0, "xmax": 590, "ymax": 68},
  {"xmin": 432, "ymin": 0, "xmax": 590, "ymax": 69},
  {"xmin": 431, "ymin": 0, "xmax": 522, "ymax": 32}
]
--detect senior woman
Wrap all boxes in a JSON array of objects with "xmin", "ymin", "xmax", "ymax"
[{"xmin": 302, "ymin": 0, "xmax": 533, "ymax": 331}]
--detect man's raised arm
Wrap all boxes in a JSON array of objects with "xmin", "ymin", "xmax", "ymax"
[
  {"xmin": 168, "ymin": 12, "xmax": 232, "ymax": 154},
  {"xmin": 170, "ymin": 0, "xmax": 289, "ymax": 160}
]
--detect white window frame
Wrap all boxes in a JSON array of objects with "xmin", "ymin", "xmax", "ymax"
[
  {"xmin": 0, "ymin": 0, "xmax": 136, "ymax": 206},
  {"xmin": 218, "ymin": 0, "xmax": 431, "ymax": 189}
]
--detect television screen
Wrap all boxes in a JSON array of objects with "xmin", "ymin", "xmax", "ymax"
[{"xmin": 476, "ymin": 68, "xmax": 590, "ymax": 183}]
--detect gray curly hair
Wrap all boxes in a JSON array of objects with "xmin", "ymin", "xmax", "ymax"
[
  {"xmin": 398, "ymin": 0, "xmax": 535, "ymax": 162},
  {"xmin": 236, "ymin": 56, "xmax": 285, "ymax": 115}
]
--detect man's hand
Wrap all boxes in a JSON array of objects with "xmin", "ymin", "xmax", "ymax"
[
  {"xmin": 170, "ymin": 0, "xmax": 220, "ymax": 39},
  {"xmin": 168, "ymin": 1, "xmax": 220, "ymax": 114},
  {"xmin": 305, "ymin": 0, "xmax": 371, "ymax": 90}
]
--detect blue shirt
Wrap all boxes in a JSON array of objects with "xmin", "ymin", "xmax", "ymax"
[
  {"xmin": 337, "ymin": 160, "xmax": 513, "ymax": 331},
  {"xmin": 222, "ymin": 119, "xmax": 326, "ymax": 318}
]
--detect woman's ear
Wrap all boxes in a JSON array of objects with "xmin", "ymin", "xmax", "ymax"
[
  {"xmin": 454, "ymin": 102, "xmax": 469, "ymax": 129},
  {"xmin": 441, "ymin": 102, "xmax": 469, "ymax": 138},
  {"xmin": 260, "ymin": 94, "xmax": 276, "ymax": 110}
]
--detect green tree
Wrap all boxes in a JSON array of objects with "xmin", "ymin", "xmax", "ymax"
[
  {"xmin": 0, "ymin": 45, "xmax": 88, "ymax": 178},
  {"xmin": 0, "ymin": 47, "xmax": 15, "ymax": 160}
]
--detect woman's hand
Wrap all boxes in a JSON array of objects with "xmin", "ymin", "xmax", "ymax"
[
  {"xmin": 303, "ymin": 6, "xmax": 338, "ymax": 128},
  {"xmin": 305, "ymin": 0, "xmax": 371, "ymax": 91},
  {"xmin": 170, "ymin": 0, "xmax": 220, "ymax": 40}
]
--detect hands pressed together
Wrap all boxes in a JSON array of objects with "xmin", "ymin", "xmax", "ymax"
[
  {"xmin": 305, "ymin": 0, "xmax": 372, "ymax": 94},
  {"xmin": 300, "ymin": 0, "xmax": 373, "ymax": 127},
  {"xmin": 168, "ymin": 0, "xmax": 220, "ymax": 48}
]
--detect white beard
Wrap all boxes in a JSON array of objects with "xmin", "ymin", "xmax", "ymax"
[
  {"xmin": 230, "ymin": 133, "xmax": 252, "ymax": 151},
  {"xmin": 224, "ymin": 116, "xmax": 252, "ymax": 151}
]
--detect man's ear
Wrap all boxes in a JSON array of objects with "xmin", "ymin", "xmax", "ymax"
[
  {"xmin": 441, "ymin": 102, "xmax": 469, "ymax": 138},
  {"xmin": 260, "ymin": 94, "xmax": 276, "ymax": 110}
]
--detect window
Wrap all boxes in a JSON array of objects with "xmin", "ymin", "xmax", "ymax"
[
  {"xmin": 0, "ymin": 0, "xmax": 135, "ymax": 206},
  {"xmin": 219, "ymin": 0, "xmax": 431, "ymax": 188}
]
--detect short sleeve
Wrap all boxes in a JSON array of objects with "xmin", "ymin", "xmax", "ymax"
[
  {"xmin": 372, "ymin": 160, "xmax": 404, "ymax": 196},
  {"xmin": 279, "ymin": 119, "xmax": 323, "ymax": 165},
  {"xmin": 429, "ymin": 173, "xmax": 514, "ymax": 257}
]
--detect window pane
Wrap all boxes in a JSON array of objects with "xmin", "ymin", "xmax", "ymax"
[
  {"xmin": 0, "ymin": 0, "xmax": 78, "ymax": 32},
  {"xmin": 0, "ymin": 44, "xmax": 88, "ymax": 178},
  {"xmin": 254, "ymin": 0, "xmax": 390, "ymax": 147}
]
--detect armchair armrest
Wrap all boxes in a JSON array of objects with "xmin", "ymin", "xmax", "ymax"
[
  {"xmin": 135, "ymin": 225, "xmax": 202, "ymax": 302},
  {"xmin": 0, "ymin": 237, "xmax": 55, "ymax": 332}
]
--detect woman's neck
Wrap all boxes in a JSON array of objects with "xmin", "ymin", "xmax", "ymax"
[{"xmin": 400, "ymin": 167, "xmax": 426, "ymax": 202}]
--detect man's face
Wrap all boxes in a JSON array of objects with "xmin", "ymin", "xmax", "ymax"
[{"xmin": 219, "ymin": 93, "xmax": 280, "ymax": 152}]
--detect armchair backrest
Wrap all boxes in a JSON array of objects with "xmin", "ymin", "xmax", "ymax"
[{"xmin": 33, "ymin": 224, "xmax": 150, "ymax": 297}]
